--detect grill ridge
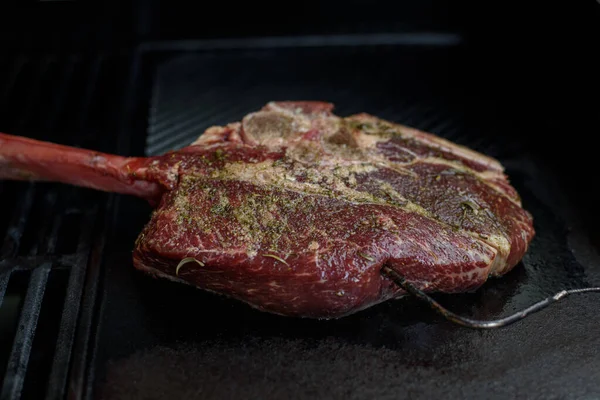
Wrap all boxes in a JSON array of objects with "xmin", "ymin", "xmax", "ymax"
[
  {"xmin": 0, "ymin": 52, "xmax": 135, "ymax": 399},
  {"xmin": 1, "ymin": 200, "xmax": 61, "ymax": 399},
  {"xmin": 46, "ymin": 205, "xmax": 98, "ymax": 399}
]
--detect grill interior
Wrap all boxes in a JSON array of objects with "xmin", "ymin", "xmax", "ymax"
[
  {"xmin": 0, "ymin": 4, "xmax": 599, "ymax": 398},
  {"xmin": 97, "ymin": 43, "xmax": 599, "ymax": 399},
  {"xmin": 0, "ymin": 54, "xmax": 135, "ymax": 399}
]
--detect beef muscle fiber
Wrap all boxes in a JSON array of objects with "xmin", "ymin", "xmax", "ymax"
[{"xmin": 0, "ymin": 101, "xmax": 534, "ymax": 318}]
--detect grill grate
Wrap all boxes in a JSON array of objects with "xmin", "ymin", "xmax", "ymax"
[
  {"xmin": 146, "ymin": 48, "xmax": 473, "ymax": 156},
  {"xmin": 92, "ymin": 41, "xmax": 600, "ymax": 399},
  {"xmin": 0, "ymin": 53, "xmax": 136, "ymax": 399},
  {"xmin": 0, "ymin": 37, "xmax": 598, "ymax": 399},
  {"xmin": 145, "ymin": 47, "xmax": 511, "ymax": 161}
]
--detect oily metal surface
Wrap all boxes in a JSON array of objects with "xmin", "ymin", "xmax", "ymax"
[{"xmin": 93, "ymin": 47, "xmax": 600, "ymax": 399}]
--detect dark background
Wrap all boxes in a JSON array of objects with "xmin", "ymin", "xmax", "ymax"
[
  {"xmin": 0, "ymin": 1, "xmax": 599, "ymax": 399},
  {"xmin": 1, "ymin": 0, "xmax": 597, "ymax": 233}
]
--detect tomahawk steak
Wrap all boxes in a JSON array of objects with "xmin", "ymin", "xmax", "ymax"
[{"xmin": 0, "ymin": 101, "xmax": 535, "ymax": 318}]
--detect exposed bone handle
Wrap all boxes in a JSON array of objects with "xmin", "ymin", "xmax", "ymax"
[{"xmin": 0, "ymin": 132, "xmax": 160, "ymax": 201}]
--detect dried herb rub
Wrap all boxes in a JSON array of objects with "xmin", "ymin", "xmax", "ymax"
[{"xmin": 0, "ymin": 101, "xmax": 535, "ymax": 319}]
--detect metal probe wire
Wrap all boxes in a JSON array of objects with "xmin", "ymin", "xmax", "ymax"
[{"xmin": 382, "ymin": 266, "xmax": 600, "ymax": 329}]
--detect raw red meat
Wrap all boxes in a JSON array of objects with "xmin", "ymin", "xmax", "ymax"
[{"xmin": 0, "ymin": 101, "xmax": 535, "ymax": 318}]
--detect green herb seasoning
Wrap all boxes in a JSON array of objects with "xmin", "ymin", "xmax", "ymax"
[{"xmin": 214, "ymin": 149, "xmax": 226, "ymax": 161}]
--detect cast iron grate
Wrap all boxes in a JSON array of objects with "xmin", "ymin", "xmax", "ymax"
[{"xmin": 0, "ymin": 53, "xmax": 134, "ymax": 399}]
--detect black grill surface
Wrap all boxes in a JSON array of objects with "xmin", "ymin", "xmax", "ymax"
[
  {"xmin": 0, "ymin": 53, "xmax": 137, "ymax": 399},
  {"xmin": 0, "ymin": 39, "xmax": 599, "ymax": 399},
  {"xmin": 95, "ymin": 43, "xmax": 599, "ymax": 399}
]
